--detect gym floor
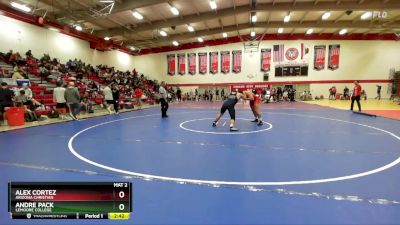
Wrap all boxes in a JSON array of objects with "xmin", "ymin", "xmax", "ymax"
[
  {"xmin": 1, "ymin": 101, "xmax": 400, "ymax": 224},
  {"xmin": 307, "ymin": 99, "xmax": 400, "ymax": 120}
]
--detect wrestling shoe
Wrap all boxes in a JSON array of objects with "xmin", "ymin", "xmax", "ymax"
[
  {"xmin": 250, "ymin": 118, "xmax": 259, "ymax": 122},
  {"xmin": 212, "ymin": 121, "xmax": 217, "ymax": 127},
  {"xmin": 230, "ymin": 127, "xmax": 239, "ymax": 131},
  {"xmin": 257, "ymin": 120, "xmax": 263, "ymax": 126}
]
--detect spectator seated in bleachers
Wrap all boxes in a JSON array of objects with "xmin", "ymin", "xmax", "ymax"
[
  {"xmin": 12, "ymin": 71, "xmax": 25, "ymax": 80},
  {"xmin": 40, "ymin": 53, "xmax": 51, "ymax": 64},
  {"xmin": 39, "ymin": 65, "xmax": 50, "ymax": 83},
  {"xmin": 14, "ymin": 88, "xmax": 42, "ymax": 109},
  {"xmin": 0, "ymin": 67, "xmax": 5, "ymax": 78},
  {"xmin": 14, "ymin": 64, "xmax": 27, "ymax": 76},
  {"xmin": 80, "ymin": 91, "xmax": 94, "ymax": 113},
  {"xmin": 1, "ymin": 49, "xmax": 161, "ymax": 115},
  {"xmin": 25, "ymin": 50, "xmax": 33, "ymax": 58}
]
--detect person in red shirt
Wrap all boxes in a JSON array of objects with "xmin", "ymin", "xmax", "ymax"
[
  {"xmin": 331, "ymin": 86, "xmax": 337, "ymax": 100},
  {"xmin": 351, "ymin": 81, "xmax": 362, "ymax": 112},
  {"xmin": 134, "ymin": 87, "xmax": 143, "ymax": 109}
]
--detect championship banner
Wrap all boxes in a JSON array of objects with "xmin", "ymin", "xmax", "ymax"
[
  {"xmin": 178, "ymin": 54, "xmax": 186, "ymax": 75},
  {"xmin": 187, "ymin": 53, "xmax": 196, "ymax": 75},
  {"xmin": 313, "ymin": 45, "xmax": 326, "ymax": 71},
  {"xmin": 260, "ymin": 49, "xmax": 271, "ymax": 72},
  {"xmin": 232, "ymin": 50, "xmax": 242, "ymax": 73},
  {"xmin": 328, "ymin": 44, "xmax": 340, "ymax": 71},
  {"xmin": 167, "ymin": 54, "xmax": 176, "ymax": 75},
  {"xmin": 221, "ymin": 51, "xmax": 230, "ymax": 74},
  {"xmin": 209, "ymin": 52, "xmax": 218, "ymax": 74},
  {"xmin": 198, "ymin": 52, "xmax": 207, "ymax": 74}
]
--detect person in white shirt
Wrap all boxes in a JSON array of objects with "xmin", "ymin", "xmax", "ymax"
[
  {"xmin": 103, "ymin": 84, "xmax": 114, "ymax": 114},
  {"xmin": 53, "ymin": 82, "xmax": 66, "ymax": 119},
  {"xmin": 17, "ymin": 83, "xmax": 41, "ymax": 107},
  {"xmin": 19, "ymin": 83, "xmax": 32, "ymax": 99},
  {"xmin": 159, "ymin": 82, "xmax": 168, "ymax": 118}
]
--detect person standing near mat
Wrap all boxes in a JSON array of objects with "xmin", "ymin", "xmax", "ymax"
[
  {"xmin": 103, "ymin": 84, "xmax": 114, "ymax": 114},
  {"xmin": 0, "ymin": 82, "xmax": 14, "ymax": 125},
  {"xmin": 350, "ymin": 80, "xmax": 362, "ymax": 112},
  {"xmin": 53, "ymin": 82, "xmax": 67, "ymax": 120},
  {"xmin": 212, "ymin": 90, "xmax": 250, "ymax": 131},
  {"xmin": 375, "ymin": 85, "xmax": 382, "ymax": 100},
  {"xmin": 64, "ymin": 82, "xmax": 80, "ymax": 120},
  {"xmin": 112, "ymin": 85, "xmax": 120, "ymax": 114},
  {"xmin": 176, "ymin": 87, "xmax": 182, "ymax": 102},
  {"xmin": 159, "ymin": 81, "xmax": 169, "ymax": 118}
]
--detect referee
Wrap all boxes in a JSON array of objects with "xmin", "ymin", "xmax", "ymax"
[
  {"xmin": 350, "ymin": 80, "xmax": 362, "ymax": 112},
  {"xmin": 159, "ymin": 82, "xmax": 169, "ymax": 118}
]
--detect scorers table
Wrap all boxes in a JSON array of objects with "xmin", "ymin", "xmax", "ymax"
[{"xmin": 8, "ymin": 182, "xmax": 132, "ymax": 220}]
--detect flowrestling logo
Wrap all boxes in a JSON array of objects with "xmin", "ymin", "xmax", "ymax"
[{"xmin": 372, "ymin": 11, "xmax": 388, "ymax": 19}]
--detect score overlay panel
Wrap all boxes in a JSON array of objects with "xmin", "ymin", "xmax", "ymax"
[{"xmin": 8, "ymin": 182, "xmax": 132, "ymax": 220}]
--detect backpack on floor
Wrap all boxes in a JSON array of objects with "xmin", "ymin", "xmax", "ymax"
[
  {"xmin": 25, "ymin": 110, "xmax": 38, "ymax": 122},
  {"xmin": 47, "ymin": 110, "xmax": 60, "ymax": 118}
]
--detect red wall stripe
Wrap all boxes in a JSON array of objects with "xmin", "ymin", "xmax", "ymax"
[{"xmin": 168, "ymin": 79, "xmax": 392, "ymax": 87}]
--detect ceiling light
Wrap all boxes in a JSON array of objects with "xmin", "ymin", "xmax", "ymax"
[
  {"xmin": 10, "ymin": 2, "xmax": 31, "ymax": 12},
  {"xmin": 250, "ymin": 31, "xmax": 256, "ymax": 37},
  {"xmin": 129, "ymin": 46, "xmax": 136, "ymax": 51},
  {"xmin": 306, "ymin": 28, "xmax": 313, "ymax": 34},
  {"xmin": 322, "ymin": 12, "xmax": 331, "ymax": 20},
  {"xmin": 198, "ymin": 37, "xmax": 204, "ymax": 42},
  {"xmin": 170, "ymin": 6, "xmax": 179, "ymax": 15},
  {"xmin": 159, "ymin": 30, "xmax": 167, "ymax": 36},
  {"xmin": 284, "ymin": 15, "xmax": 291, "ymax": 23},
  {"xmin": 339, "ymin": 28, "xmax": 347, "ymax": 35},
  {"xmin": 361, "ymin": 11, "xmax": 372, "ymax": 20},
  {"xmin": 251, "ymin": 15, "xmax": 257, "ymax": 23},
  {"xmin": 99, "ymin": 0, "xmax": 114, "ymax": 3},
  {"xmin": 222, "ymin": 32, "xmax": 227, "ymax": 38},
  {"xmin": 187, "ymin": 25, "xmax": 194, "ymax": 32},
  {"xmin": 104, "ymin": 36, "xmax": 111, "ymax": 40},
  {"xmin": 132, "ymin": 11, "xmax": 143, "ymax": 20},
  {"xmin": 75, "ymin": 25, "xmax": 82, "ymax": 31},
  {"xmin": 48, "ymin": 27, "xmax": 59, "ymax": 32},
  {"xmin": 278, "ymin": 28, "xmax": 283, "ymax": 33},
  {"xmin": 210, "ymin": 0, "xmax": 217, "ymax": 10},
  {"xmin": 172, "ymin": 41, "xmax": 179, "ymax": 46}
]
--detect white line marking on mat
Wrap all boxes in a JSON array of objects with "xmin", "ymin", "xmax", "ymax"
[{"xmin": 68, "ymin": 112, "xmax": 400, "ymax": 186}]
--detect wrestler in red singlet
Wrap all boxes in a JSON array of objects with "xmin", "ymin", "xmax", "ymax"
[{"xmin": 246, "ymin": 90, "xmax": 263, "ymax": 125}]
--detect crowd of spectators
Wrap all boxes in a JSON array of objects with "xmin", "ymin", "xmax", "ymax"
[
  {"xmin": 0, "ymin": 49, "xmax": 161, "ymax": 123},
  {"xmin": 262, "ymin": 87, "xmax": 296, "ymax": 102}
]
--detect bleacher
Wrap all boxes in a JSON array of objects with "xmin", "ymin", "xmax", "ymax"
[{"xmin": 1, "ymin": 50, "xmax": 159, "ymax": 119}]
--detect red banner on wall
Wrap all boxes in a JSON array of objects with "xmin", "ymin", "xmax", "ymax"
[
  {"xmin": 188, "ymin": 53, "xmax": 196, "ymax": 75},
  {"xmin": 209, "ymin": 52, "xmax": 218, "ymax": 74},
  {"xmin": 328, "ymin": 44, "xmax": 340, "ymax": 71},
  {"xmin": 167, "ymin": 54, "xmax": 176, "ymax": 75},
  {"xmin": 221, "ymin": 51, "xmax": 230, "ymax": 74},
  {"xmin": 260, "ymin": 49, "xmax": 271, "ymax": 72},
  {"xmin": 314, "ymin": 45, "xmax": 326, "ymax": 71},
  {"xmin": 232, "ymin": 50, "xmax": 242, "ymax": 73},
  {"xmin": 198, "ymin": 52, "xmax": 207, "ymax": 74},
  {"xmin": 178, "ymin": 54, "xmax": 186, "ymax": 75}
]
